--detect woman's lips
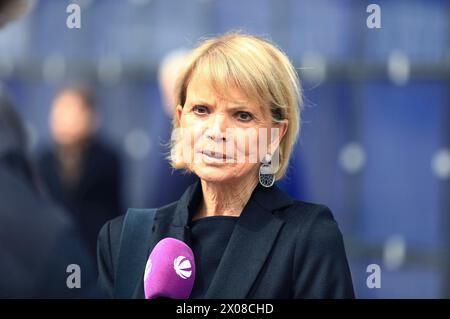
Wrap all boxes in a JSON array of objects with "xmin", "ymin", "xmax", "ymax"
[
  {"xmin": 196, "ymin": 150, "xmax": 233, "ymax": 162},
  {"xmin": 203, "ymin": 150, "xmax": 229, "ymax": 159}
]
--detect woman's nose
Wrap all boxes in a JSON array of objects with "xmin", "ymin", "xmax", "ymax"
[{"xmin": 204, "ymin": 114, "xmax": 227, "ymax": 141}]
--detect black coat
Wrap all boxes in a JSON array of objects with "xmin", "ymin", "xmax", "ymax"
[
  {"xmin": 39, "ymin": 140, "xmax": 122, "ymax": 259},
  {"xmin": 97, "ymin": 180, "xmax": 355, "ymax": 299}
]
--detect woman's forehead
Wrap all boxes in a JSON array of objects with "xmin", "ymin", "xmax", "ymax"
[{"xmin": 186, "ymin": 70, "xmax": 254, "ymax": 107}]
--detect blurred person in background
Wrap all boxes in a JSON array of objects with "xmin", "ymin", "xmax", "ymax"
[
  {"xmin": 38, "ymin": 86, "xmax": 123, "ymax": 260},
  {"xmin": 0, "ymin": 0, "xmax": 96, "ymax": 298},
  {"xmin": 0, "ymin": 86, "xmax": 96, "ymax": 298},
  {"xmin": 146, "ymin": 49, "xmax": 197, "ymax": 207},
  {"xmin": 159, "ymin": 49, "xmax": 192, "ymax": 118}
]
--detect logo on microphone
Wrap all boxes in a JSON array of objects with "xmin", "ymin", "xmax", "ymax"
[
  {"xmin": 173, "ymin": 256, "xmax": 192, "ymax": 279},
  {"xmin": 144, "ymin": 258, "xmax": 152, "ymax": 281}
]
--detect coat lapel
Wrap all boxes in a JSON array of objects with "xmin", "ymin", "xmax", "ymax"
[{"xmin": 204, "ymin": 185, "xmax": 292, "ymax": 298}]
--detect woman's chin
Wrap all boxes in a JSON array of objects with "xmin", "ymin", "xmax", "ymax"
[
  {"xmin": 190, "ymin": 159, "xmax": 259, "ymax": 184},
  {"xmin": 193, "ymin": 166, "xmax": 236, "ymax": 183}
]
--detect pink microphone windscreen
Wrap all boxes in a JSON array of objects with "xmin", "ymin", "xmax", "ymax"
[{"xmin": 143, "ymin": 237, "xmax": 195, "ymax": 299}]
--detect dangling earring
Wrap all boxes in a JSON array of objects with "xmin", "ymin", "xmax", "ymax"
[{"xmin": 259, "ymin": 153, "xmax": 275, "ymax": 188}]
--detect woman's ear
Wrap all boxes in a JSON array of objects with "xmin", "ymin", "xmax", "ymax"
[
  {"xmin": 269, "ymin": 119, "xmax": 288, "ymax": 153},
  {"xmin": 278, "ymin": 119, "xmax": 288, "ymax": 141},
  {"xmin": 176, "ymin": 104, "xmax": 183, "ymax": 123}
]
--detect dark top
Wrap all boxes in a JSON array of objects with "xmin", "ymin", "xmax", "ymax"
[
  {"xmin": 97, "ymin": 179, "xmax": 355, "ymax": 298},
  {"xmin": 189, "ymin": 216, "xmax": 238, "ymax": 298},
  {"xmin": 39, "ymin": 139, "xmax": 122, "ymax": 259}
]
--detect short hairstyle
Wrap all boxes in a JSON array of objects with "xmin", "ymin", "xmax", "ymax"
[{"xmin": 170, "ymin": 32, "xmax": 303, "ymax": 180}]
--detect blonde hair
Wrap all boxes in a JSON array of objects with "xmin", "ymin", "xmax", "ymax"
[{"xmin": 171, "ymin": 32, "xmax": 302, "ymax": 180}]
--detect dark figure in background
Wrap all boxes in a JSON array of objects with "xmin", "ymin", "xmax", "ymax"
[
  {"xmin": 0, "ymin": 87, "xmax": 96, "ymax": 297},
  {"xmin": 39, "ymin": 87, "xmax": 122, "ymax": 259},
  {"xmin": 0, "ymin": 0, "xmax": 96, "ymax": 298}
]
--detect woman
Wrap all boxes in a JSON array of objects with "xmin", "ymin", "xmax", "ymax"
[{"xmin": 97, "ymin": 32, "xmax": 355, "ymax": 299}]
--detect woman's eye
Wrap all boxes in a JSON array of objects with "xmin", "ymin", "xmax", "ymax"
[
  {"xmin": 193, "ymin": 105, "xmax": 209, "ymax": 115},
  {"xmin": 235, "ymin": 111, "xmax": 253, "ymax": 122}
]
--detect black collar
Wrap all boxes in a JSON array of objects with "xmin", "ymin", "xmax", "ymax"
[{"xmin": 171, "ymin": 177, "xmax": 295, "ymax": 228}]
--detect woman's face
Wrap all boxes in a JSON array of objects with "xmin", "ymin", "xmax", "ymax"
[
  {"xmin": 50, "ymin": 91, "xmax": 93, "ymax": 147},
  {"xmin": 176, "ymin": 70, "xmax": 287, "ymax": 184}
]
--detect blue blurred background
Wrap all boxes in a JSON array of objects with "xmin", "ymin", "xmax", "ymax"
[{"xmin": 0, "ymin": 0, "xmax": 449, "ymax": 298}]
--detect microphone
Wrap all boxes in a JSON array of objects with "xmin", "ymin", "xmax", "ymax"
[{"xmin": 143, "ymin": 237, "xmax": 196, "ymax": 299}]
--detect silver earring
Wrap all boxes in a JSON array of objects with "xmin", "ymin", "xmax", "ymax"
[{"xmin": 259, "ymin": 153, "xmax": 275, "ymax": 188}]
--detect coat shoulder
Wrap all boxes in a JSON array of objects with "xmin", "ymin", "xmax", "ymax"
[
  {"xmin": 276, "ymin": 199, "xmax": 335, "ymax": 226},
  {"xmin": 275, "ymin": 199, "xmax": 343, "ymax": 246},
  {"xmin": 280, "ymin": 200, "xmax": 354, "ymax": 298},
  {"xmin": 99, "ymin": 201, "xmax": 179, "ymax": 246},
  {"xmin": 100, "ymin": 214, "xmax": 125, "ymax": 241}
]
